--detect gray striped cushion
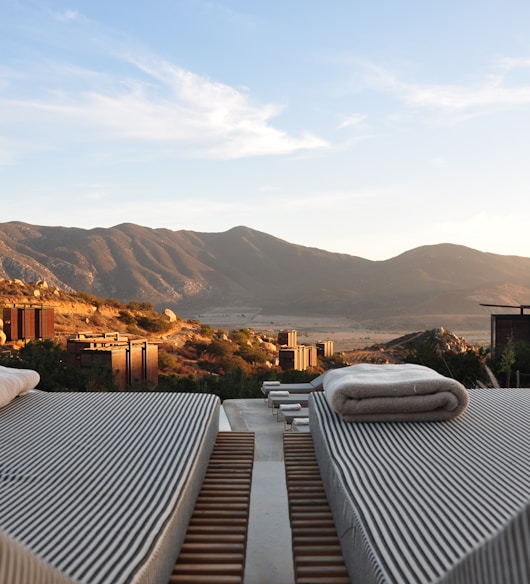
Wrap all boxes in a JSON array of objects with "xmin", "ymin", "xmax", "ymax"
[
  {"xmin": 310, "ymin": 388, "xmax": 530, "ymax": 584},
  {"xmin": 0, "ymin": 391, "xmax": 219, "ymax": 584}
]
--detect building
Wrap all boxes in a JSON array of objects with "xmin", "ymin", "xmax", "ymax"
[
  {"xmin": 2, "ymin": 304, "xmax": 55, "ymax": 342},
  {"xmin": 490, "ymin": 314, "xmax": 530, "ymax": 357},
  {"xmin": 279, "ymin": 344, "xmax": 317, "ymax": 371},
  {"xmin": 276, "ymin": 329, "xmax": 332, "ymax": 370},
  {"xmin": 278, "ymin": 329, "xmax": 297, "ymax": 347},
  {"xmin": 67, "ymin": 332, "xmax": 158, "ymax": 390},
  {"xmin": 481, "ymin": 303, "xmax": 530, "ymax": 357},
  {"xmin": 316, "ymin": 340, "xmax": 334, "ymax": 358}
]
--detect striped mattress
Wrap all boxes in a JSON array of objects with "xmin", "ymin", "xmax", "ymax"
[
  {"xmin": 0, "ymin": 390, "xmax": 219, "ymax": 584},
  {"xmin": 310, "ymin": 388, "xmax": 530, "ymax": 584}
]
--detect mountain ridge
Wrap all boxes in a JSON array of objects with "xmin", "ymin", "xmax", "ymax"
[{"xmin": 1, "ymin": 221, "xmax": 529, "ymax": 331}]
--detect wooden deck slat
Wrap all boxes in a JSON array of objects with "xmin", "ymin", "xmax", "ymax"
[
  {"xmin": 170, "ymin": 431, "xmax": 255, "ymax": 584},
  {"xmin": 284, "ymin": 432, "xmax": 350, "ymax": 584},
  {"xmin": 170, "ymin": 576, "xmax": 242, "ymax": 584}
]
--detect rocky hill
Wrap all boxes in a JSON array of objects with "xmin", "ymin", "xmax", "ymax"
[
  {"xmin": 341, "ymin": 327, "xmax": 477, "ymax": 365},
  {"xmin": 0, "ymin": 279, "xmax": 282, "ymax": 378},
  {"xmin": 0, "ymin": 278, "xmax": 196, "ymax": 346},
  {"xmin": 1, "ymin": 221, "xmax": 530, "ymax": 331},
  {"xmin": 1, "ymin": 279, "xmax": 491, "ymax": 388}
]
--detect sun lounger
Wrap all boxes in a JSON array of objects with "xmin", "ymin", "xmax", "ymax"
[
  {"xmin": 310, "ymin": 388, "xmax": 530, "ymax": 583},
  {"xmin": 291, "ymin": 417, "xmax": 310, "ymax": 433},
  {"xmin": 260, "ymin": 372, "xmax": 328, "ymax": 396},
  {"xmin": 0, "ymin": 388, "xmax": 220, "ymax": 584},
  {"xmin": 267, "ymin": 393, "xmax": 310, "ymax": 411},
  {"xmin": 278, "ymin": 406, "xmax": 309, "ymax": 428}
]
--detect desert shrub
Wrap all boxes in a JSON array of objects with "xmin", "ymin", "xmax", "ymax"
[
  {"xmin": 136, "ymin": 314, "xmax": 172, "ymax": 333},
  {"xmin": 235, "ymin": 343, "xmax": 269, "ymax": 365},
  {"xmin": 76, "ymin": 291, "xmax": 103, "ymax": 307},
  {"xmin": 229, "ymin": 328, "xmax": 252, "ymax": 344},
  {"xmin": 158, "ymin": 351, "xmax": 182, "ymax": 374},
  {"xmin": 404, "ymin": 341, "xmax": 489, "ymax": 388},
  {"xmin": 200, "ymin": 324, "xmax": 215, "ymax": 337},
  {"xmin": 118, "ymin": 310, "xmax": 137, "ymax": 325},
  {"xmin": 106, "ymin": 297, "xmax": 124, "ymax": 308},
  {"xmin": 183, "ymin": 340, "xmax": 209, "ymax": 357},
  {"xmin": 320, "ymin": 354, "xmax": 348, "ymax": 369},
  {"xmin": 127, "ymin": 301, "xmax": 154, "ymax": 312},
  {"xmin": 204, "ymin": 339, "xmax": 233, "ymax": 358}
]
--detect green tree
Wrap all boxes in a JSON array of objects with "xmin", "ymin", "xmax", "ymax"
[
  {"xmin": 498, "ymin": 336, "xmax": 517, "ymax": 387},
  {"xmin": 0, "ymin": 340, "xmax": 85, "ymax": 391},
  {"xmin": 404, "ymin": 339, "xmax": 489, "ymax": 388}
]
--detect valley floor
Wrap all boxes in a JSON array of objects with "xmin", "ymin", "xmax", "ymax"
[{"xmin": 189, "ymin": 308, "xmax": 490, "ymax": 351}]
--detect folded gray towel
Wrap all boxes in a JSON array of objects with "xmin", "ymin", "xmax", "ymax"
[
  {"xmin": 324, "ymin": 363, "xmax": 469, "ymax": 422},
  {"xmin": 279, "ymin": 403, "xmax": 301, "ymax": 411}
]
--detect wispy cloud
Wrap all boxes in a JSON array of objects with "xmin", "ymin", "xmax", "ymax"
[
  {"xmin": 354, "ymin": 58, "xmax": 530, "ymax": 120},
  {"xmin": 405, "ymin": 81, "xmax": 530, "ymax": 111},
  {"xmin": 79, "ymin": 187, "xmax": 110, "ymax": 201},
  {"xmin": 52, "ymin": 9, "xmax": 85, "ymax": 23},
  {"xmin": 337, "ymin": 113, "xmax": 366, "ymax": 129},
  {"xmin": 0, "ymin": 47, "xmax": 328, "ymax": 160}
]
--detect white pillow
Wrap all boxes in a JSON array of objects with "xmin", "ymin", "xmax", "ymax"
[{"xmin": 0, "ymin": 366, "xmax": 40, "ymax": 408}]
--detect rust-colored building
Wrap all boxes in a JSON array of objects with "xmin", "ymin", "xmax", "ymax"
[
  {"xmin": 2, "ymin": 304, "xmax": 55, "ymax": 341},
  {"xmin": 67, "ymin": 332, "xmax": 158, "ymax": 390},
  {"xmin": 490, "ymin": 314, "xmax": 530, "ymax": 358}
]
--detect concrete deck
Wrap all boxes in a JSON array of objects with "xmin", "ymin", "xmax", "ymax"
[{"xmin": 223, "ymin": 398, "xmax": 298, "ymax": 584}]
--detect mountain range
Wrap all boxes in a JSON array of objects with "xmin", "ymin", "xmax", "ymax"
[{"xmin": 1, "ymin": 221, "xmax": 529, "ymax": 331}]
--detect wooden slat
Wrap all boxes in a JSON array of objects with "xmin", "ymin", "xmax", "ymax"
[
  {"xmin": 171, "ymin": 431, "xmax": 255, "ymax": 584},
  {"xmin": 284, "ymin": 432, "xmax": 350, "ymax": 584}
]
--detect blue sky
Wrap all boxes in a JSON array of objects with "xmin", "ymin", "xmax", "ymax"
[{"xmin": 2, "ymin": 0, "xmax": 530, "ymax": 260}]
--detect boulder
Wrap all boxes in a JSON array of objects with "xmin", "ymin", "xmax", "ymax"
[{"xmin": 164, "ymin": 309, "xmax": 178, "ymax": 322}]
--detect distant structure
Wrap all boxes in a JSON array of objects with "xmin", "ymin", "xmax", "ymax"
[
  {"xmin": 279, "ymin": 345, "xmax": 318, "ymax": 371},
  {"xmin": 67, "ymin": 332, "xmax": 158, "ymax": 390},
  {"xmin": 2, "ymin": 304, "xmax": 55, "ymax": 342},
  {"xmin": 277, "ymin": 329, "xmax": 332, "ymax": 371},
  {"xmin": 480, "ymin": 303, "xmax": 530, "ymax": 357},
  {"xmin": 316, "ymin": 340, "xmax": 334, "ymax": 358},
  {"xmin": 277, "ymin": 329, "xmax": 298, "ymax": 347}
]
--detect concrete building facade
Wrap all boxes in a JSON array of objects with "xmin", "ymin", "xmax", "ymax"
[
  {"xmin": 316, "ymin": 340, "xmax": 334, "ymax": 358},
  {"xmin": 67, "ymin": 332, "xmax": 158, "ymax": 390},
  {"xmin": 278, "ymin": 329, "xmax": 298, "ymax": 347},
  {"xmin": 279, "ymin": 344, "xmax": 317, "ymax": 371}
]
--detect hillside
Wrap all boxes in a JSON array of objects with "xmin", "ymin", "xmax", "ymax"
[
  {"xmin": 1, "ymin": 221, "xmax": 529, "ymax": 332},
  {"xmin": 0, "ymin": 279, "xmax": 196, "ymax": 345},
  {"xmin": 1, "ymin": 279, "xmax": 498, "ymax": 395},
  {"xmin": 0, "ymin": 280, "xmax": 282, "ymax": 379}
]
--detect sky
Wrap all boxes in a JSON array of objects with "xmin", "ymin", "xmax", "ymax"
[{"xmin": 1, "ymin": 0, "xmax": 530, "ymax": 261}]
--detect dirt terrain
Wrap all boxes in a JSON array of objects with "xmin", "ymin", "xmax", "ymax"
[
  {"xmin": 190, "ymin": 307, "xmax": 490, "ymax": 351},
  {"xmin": 1, "ymin": 281, "xmax": 491, "ymax": 356}
]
